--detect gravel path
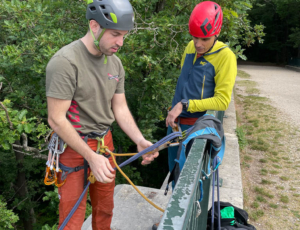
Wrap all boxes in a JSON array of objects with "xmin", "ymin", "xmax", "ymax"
[{"xmin": 238, "ymin": 65, "xmax": 300, "ymax": 127}]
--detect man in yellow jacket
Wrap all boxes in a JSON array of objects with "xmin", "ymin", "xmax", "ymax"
[{"xmin": 165, "ymin": 1, "xmax": 237, "ymax": 187}]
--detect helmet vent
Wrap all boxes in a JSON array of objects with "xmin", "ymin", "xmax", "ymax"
[
  {"xmin": 90, "ymin": 6, "xmax": 96, "ymax": 11},
  {"xmin": 104, "ymin": 13, "xmax": 111, "ymax": 20},
  {"xmin": 214, "ymin": 4, "xmax": 218, "ymax": 10},
  {"xmin": 100, "ymin": 5, "xmax": 105, "ymax": 9},
  {"xmin": 214, "ymin": 12, "xmax": 220, "ymax": 25}
]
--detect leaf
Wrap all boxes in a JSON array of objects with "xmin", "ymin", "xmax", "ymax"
[
  {"xmin": 242, "ymin": 2, "xmax": 252, "ymax": 8},
  {"xmin": 24, "ymin": 123, "xmax": 32, "ymax": 133},
  {"xmin": 230, "ymin": 10, "xmax": 238, "ymax": 18},
  {"xmin": 18, "ymin": 110, "xmax": 28, "ymax": 121},
  {"xmin": 17, "ymin": 124, "xmax": 23, "ymax": 133},
  {"xmin": 238, "ymin": 54, "xmax": 247, "ymax": 61},
  {"xmin": 1, "ymin": 142, "xmax": 10, "ymax": 150}
]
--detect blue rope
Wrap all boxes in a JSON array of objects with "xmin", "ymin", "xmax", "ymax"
[
  {"xmin": 117, "ymin": 131, "xmax": 182, "ymax": 169},
  {"xmin": 59, "ymin": 181, "xmax": 91, "ymax": 230}
]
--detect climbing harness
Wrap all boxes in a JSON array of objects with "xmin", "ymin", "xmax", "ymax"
[{"xmin": 44, "ymin": 129, "xmax": 110, "ymax": 189}]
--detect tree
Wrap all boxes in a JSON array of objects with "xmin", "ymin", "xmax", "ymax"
[{"xmin": 245, "ymin": 0, "xmax": 300, "ymax": 63}]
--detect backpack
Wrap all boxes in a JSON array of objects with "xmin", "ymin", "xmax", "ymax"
[
  {"xmin": 207, "ymin": 201, "xmax": 256, "ymax": 230},
  {"xmin": 168, "ymin": 114, "xmax": 225, "ymax": 186}
]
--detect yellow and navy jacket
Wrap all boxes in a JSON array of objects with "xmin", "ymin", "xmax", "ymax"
[{"xmin": 172, "ymin": 40, "xmax": 237, "ymax": 118}]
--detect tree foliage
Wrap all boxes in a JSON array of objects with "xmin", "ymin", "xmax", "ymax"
[
  {"xmin": 245, "ymin": 0, "xmax": 300, "ymax": 63},
  {"xmin": 0, "ymin": 196, "xmax": 19, "ymax": 229},
  {"xmin": 0, "ymin": 0, "xmax": 264, "ymax": 228}
]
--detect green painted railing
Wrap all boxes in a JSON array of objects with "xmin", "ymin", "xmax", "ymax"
[{"xmin": 158, "ymin": 111, "xmax": 224, "ymax": 230}]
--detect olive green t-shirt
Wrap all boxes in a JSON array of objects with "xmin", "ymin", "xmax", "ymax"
[{"xmin": 46, "ymin": 40, "xmax": 125, "ymax": 133}]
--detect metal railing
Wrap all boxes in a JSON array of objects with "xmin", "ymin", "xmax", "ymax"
[{"xmin": 158, "ymin": 111, "xmax": 224, "ymax": 230}]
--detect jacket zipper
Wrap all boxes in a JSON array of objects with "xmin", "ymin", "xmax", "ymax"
[{"xmin": 201, "ymin": 75, "xmax": 206, "ymax": 99}]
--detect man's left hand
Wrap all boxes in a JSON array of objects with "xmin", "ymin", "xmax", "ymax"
[
  {"xmin": 166, "ymin": 102, "xmax": 183, "ymax": 128},
  {"xmin": 138, "ymin": 139, "xmax": 159, "ymax": 165}
]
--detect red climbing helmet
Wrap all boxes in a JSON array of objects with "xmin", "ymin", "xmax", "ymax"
[{"xmin": 189, "ymin": 1, "xmax": 223, "ymax": 38}]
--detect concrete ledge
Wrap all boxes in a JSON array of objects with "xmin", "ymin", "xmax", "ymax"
[{"xmin": 82, "ymin": 184, "xmax": 172, "ymax": 230}]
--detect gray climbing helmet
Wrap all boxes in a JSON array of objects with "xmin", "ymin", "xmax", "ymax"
[{"xmin": 86, "ymin": 0, "xmax": 134, "ymax": 31}]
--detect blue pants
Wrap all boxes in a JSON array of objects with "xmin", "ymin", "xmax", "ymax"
[{"xmin": 167, "ymin": 124, "xmax": 193, "ymax": 186}]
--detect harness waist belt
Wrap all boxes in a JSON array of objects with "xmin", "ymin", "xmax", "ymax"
[{"xmin": 79, "ymin": 128, "xmax": 109, "ymax": 139}]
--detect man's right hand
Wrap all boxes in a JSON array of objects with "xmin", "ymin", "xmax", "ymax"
[{"xmin": 88, "ymin": 153, "xmax": 115, "ymax": 183}]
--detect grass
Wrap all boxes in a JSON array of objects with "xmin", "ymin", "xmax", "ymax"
[
  {"xmin": 261, "ymin": 179, "xmax": 274, "ymax": 185},
  {"xmin": 269, "ymin": 203, "xmax": 278, "ymax": 209},
  {"xmin": 235, "ymin": 126, "xmax": 248, "ymax": 149},
  {"xmin": 260, "ymin": 168, "xmax": 268, "ymax": 175},
  {"xmin": 249, "ymin": 210, "xmax": 264, "ymax": 221},
  {"xmin": 256, "ymin": 195, "xmax": 267, "ymax": 203},
  {"xmin": 235, "ymin": 69, "xmax": 300, "ymax": 229},
  {"xmin": 254, "ymin": 186, "xmax": 274, "ymax": 199},
  {"xmin": 259, "ymin": 158, "xmax": 268, "ymax": 163},
  {"xmin": 272, "ymin": 164, "xmax": 282, "ymax": 169},
  {"xmin": 244, "ymin": 155, "xmax": 252, "ymax": 162},
  {"xmin": 291, "ymin": 210, "xmax": 300, "ymax": 219},
  {"xmin": 269, "ymin": 170, "xmax": 280, "ymax": 175},
  {"xmin": 237, "ymin": 70, "xmax": 250, "ymax": 78},
  {"xmin": 280, "ymin": 176, "xmax": 289, "ymax": 181},
  {"xmin": 251, "ymin": 201, "xmax": 259, "ymax": 208},
  {"xmin": 280, "ymin": 195, "xmax": 289, "ymax": 203}
]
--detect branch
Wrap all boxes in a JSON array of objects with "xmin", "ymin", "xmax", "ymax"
[
  {"xmin": 12, "ymin": 147, "xmax": 47, "ymax": 160},
  {"xmin": 0, "ymin": 82, "xmax": 2, "ymax": 90},
  {"xmin": 12, "ymin": 197, "xmax": 29, "ymax": 210},
  {"xmin": 21, "ymin": 133, "xmax": 28, "ymax": 148},
  {"xmin": 175, "ymin": 3, "xmax": 189, "ymax": 16},
  {"xmin": 12, "ymin": 134, "xmax": 48, "ymax": 160},
  {"xmin": 0, "ymin": 75, "xmax": 14, "ymax": 93},
  {"xmin": 45, "ymin": 129, "xmax": 53, "ymax": 143},
  {"xmin": 0, "ymin": 101, "xmax": 13, "ymax": 130},
  {"xmin": 8, "ymin": 182, "xmax": 26, "ymax": 202}
]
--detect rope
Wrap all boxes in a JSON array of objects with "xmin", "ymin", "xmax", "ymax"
[
  {"xmin": 107, "ymin": 149, "xmax": 165, "ymax": 212},
  {"xmin": 59, "ymin": 181, "xmax": 91, "ymax": 230}
]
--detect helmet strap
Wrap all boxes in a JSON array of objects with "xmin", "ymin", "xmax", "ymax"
[{"xmin": 88, "ymin": 23, "xmax": 107, "ymax": 64}]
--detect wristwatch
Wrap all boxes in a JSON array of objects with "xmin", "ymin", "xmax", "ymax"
[{"xmin": 181, "ymin": 99, "xmax": 189, "ymax": 111}]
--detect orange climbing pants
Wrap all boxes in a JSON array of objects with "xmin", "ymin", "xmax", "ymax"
[{"xmin": 57, "ymin": 131, "xmax": 116, "ymax": 230}]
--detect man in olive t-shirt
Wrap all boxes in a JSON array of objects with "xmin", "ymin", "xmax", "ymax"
[{"xmin": 46, "ymin": 0, "xmax": 158, "ymax": 229}]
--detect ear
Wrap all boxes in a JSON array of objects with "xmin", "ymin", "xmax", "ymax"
[{"xmin": 89, "ymin": 20, "xmax": 100, "ymax": 33}]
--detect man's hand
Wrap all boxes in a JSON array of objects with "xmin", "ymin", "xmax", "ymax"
[
  {"xmin": 138, "ymin": 139, "xmax": 159, "ymax": 165},
  {"xmin": 88, "ymin": 153, "xmax": 115, "ymax": 183},
  {"xmin": 166, "ymin": 102, "xmax": 183, "ymax": 128}
]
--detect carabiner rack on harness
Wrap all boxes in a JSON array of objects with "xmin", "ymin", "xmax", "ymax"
[{"xmin": 44, "ymin": 133, "xmax": 67, "ymax": 187}]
